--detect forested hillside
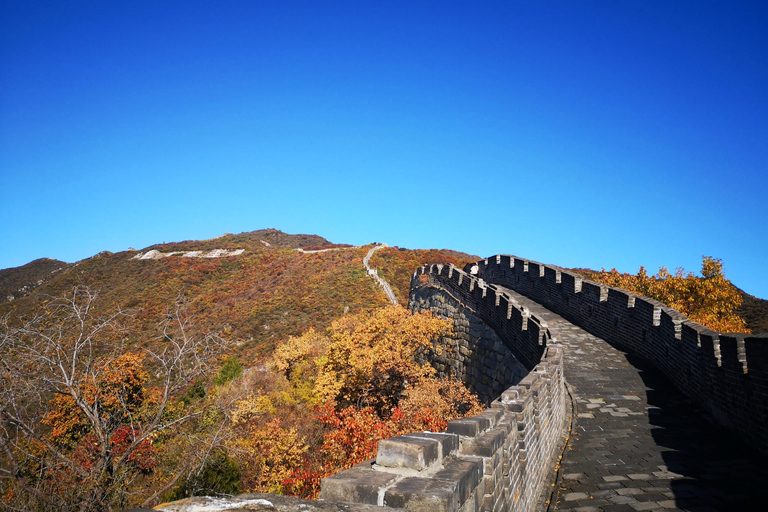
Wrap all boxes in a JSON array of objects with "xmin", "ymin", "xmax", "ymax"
[
  {"xmin": 2, "ymin": 233, "xmax": 762, "ymax": 511},
  {"xmin": 0, "ymin": 229, "xmax": 479, "ymax": 510}
]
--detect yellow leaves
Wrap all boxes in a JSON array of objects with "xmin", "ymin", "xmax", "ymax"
[
  {"xmin": 219, "ymin": 305, "xmax": 482, "ymax": 501},
  {"xmin": 397, "ymin": 377, "xmax": 484, "ymax": 425},
  {"xmin": 271, "ymin": 305, "xmax": 456, "ymax": 412},
  {"xmin": 315, "ymin": 305, "xmax": 453, "ymax": 413},
  {"xmin": 272, "ymin": 328, "xmax": 325, "ymax": 381},
  {"xmin": 229, "ymin": 418, "xmax": 308, "ymax": 494},
  {"xmin": 231, "ymin": 395, "xmax": 275, "ymax": 424},
  {"xmin": 598, "ymin": 256, "xmax": 748, "ymax": 333},
  {"xmin": 43, "ymin": 394, "xmax": 88, "ymax": 447}
]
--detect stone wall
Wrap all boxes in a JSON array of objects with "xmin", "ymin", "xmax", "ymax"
[
  {"xmin": 410, "ymin": 284, "xmax": 528, "ymax": 404},
  {"xmin": 471, "ymin": 254, "xmax": 768, "ymax": 456},
  {"xmin": 319, "ymin": 264, "xmax": 568, "ymax": 512}
]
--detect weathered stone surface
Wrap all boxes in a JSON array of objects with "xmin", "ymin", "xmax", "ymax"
[
  {"xmin": 383, "ymin": 477, "xmax": 459, "ymax": 512},
  {"xmin": 319, "ymin": 467, "xmax": 400, "ymax": 505},
  {"xmin": 432, "ymin": 457, "xmax": 484, "ymax": 504},
  {"xmin": 376, "ymin": 435, "xmax": 440, "ymax": 470},
  {"xmin": 447, "ymin": 416, "xmax": 490, "ymax": 437},
  {"xmin": 154, "ymin": 492, "xmax": 405, "ymax": 511},
  {"xmin": 459, "ymin": 427, "xmax": 506, "ymax": 457},
  {"xmin": 408, "ymin": 432, "xmax": 459, "ymax": 459}
]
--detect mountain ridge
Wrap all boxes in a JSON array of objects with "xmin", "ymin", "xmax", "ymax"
[{"xmin": 0, "ymin": 229, "xmax": 478, "ymax": 361}]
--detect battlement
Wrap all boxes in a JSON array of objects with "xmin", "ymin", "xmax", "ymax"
[{"xmin": 471, "ymin": 255, "xmax": 768, "ymax": 455}]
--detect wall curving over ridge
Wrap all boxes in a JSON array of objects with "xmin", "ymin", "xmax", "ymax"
[
  {"xmin": 469, "ymin": 255, "xmax": 768, "ymax": 456},
  {"xmin": 410, "ymin": 269, "xmax": 532, "ymax": 404},
  {"xmin": 319, "ymin": 264, "xmax": 569, "ymax": 512}
]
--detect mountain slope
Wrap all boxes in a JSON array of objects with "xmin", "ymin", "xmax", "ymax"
[
  {"xmin": 0, "ymin": 257, "xmax": 70, "ymax": 302},
  {"xmin": 0, "ymin": 230, "xmax": 477, "ymax": 360}
]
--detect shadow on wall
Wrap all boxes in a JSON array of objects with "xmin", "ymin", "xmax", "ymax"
[{"xmin": 628, "ymin": 353, "xmax": 768, "ymax": 511}]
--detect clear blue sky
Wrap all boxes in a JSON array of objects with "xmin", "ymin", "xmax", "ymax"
[{"xmin": 2, "ymin": 1, "xmax": 767, "ymax": 298}]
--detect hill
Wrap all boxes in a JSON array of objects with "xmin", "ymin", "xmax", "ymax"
[
  {"xmin": 0, "ymin": 229, "xmax": 480, "ymax": 509},
  {"xmin": 0, "ymin": 229, "xmax": 477, "ymax": 360},
  {"xmin": 0, "ymin": 257, "xmax": 70, "ymax": 302},
  {"xmin": 738, "ymin": 293, "xmax": 768, "ymax": 334}
]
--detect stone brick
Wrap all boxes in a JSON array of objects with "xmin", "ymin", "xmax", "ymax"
[
  {"xmin": 376, "ymin": 435, "xmax": 440, "ymax": 470},
  {"xmin": 383, "ymin": 477, "xmax": 460, "ymax": 512},
  {"xmin": 319, "ymin": 467, "xmax": 399, "ymax": 505}
]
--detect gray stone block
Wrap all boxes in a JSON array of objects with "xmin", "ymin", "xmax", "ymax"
[
  {"xmin": 410, "ymin": 432, "xmax": 459, "ymax": 458},
  {"xmin": 376, "ymin": 435, "xmax": 440, "ymax": 470},
  {"xmin": 433, "ymin": 457, "xmax": 484, "ymax": 504},
  {"xmin": 384, "ymin": 477, "xmax": 460, "ymax": 512},
  {"xmin": 461, "ymin": 428, "xmax": 506, "ymax": 457},
  {"xmin": 319, "ymin": 468, "xmax": 400, "ymax": 505},
  {"xmin": 448, "ymin": 415, "xmax": 491, "ymax": 437}
]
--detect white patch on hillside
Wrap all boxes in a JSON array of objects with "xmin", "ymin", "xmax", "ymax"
[{"xmin": 131, "ymin": 249, "xmax": 244, "ymax": 260}]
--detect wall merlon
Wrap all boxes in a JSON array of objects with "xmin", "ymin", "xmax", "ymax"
[
  {"xmin": 447, "ymin": 416, "xmax": 491, "ymax": 438},
  {"xmin": 382, "ymin": 477, "xmax": 458, "ymax": 512},
  {"xmin": 460, "ymin": 428, "xmax": 506, "ymax": 458},
  {"xmin": 409, "ymin": 433, "xmax": 460, "ymax": 461},
  {"xmin": 376, "ymin": 435, "xmax": 441, "ymax": 471},
  {"xmin": 432, "ymin": 458, "xmax": 483, "ymax": 505},
  {"xmin": 319, "ymin": 466, "xmax": 400, "ymax": 505},
  {"xmin": 652, "ymin": 306, "xmax": 661, "ymax": 326}
]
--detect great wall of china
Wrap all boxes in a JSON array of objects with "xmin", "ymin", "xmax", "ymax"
[{"xmin": 159, "ymin": 255, "xmax": 768, "ymax": 512}]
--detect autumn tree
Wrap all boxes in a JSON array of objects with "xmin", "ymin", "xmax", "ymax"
[
  {"xmin": 597, "ymin": 256, "xmax": 748, "ymax": 333},
  {"xmin": 0, "ymin": 287, "xmax": 229, "ymax": 511},
  {"xmin": 264, "ymin": 305, "xmax": 483, "ymax": 498}
]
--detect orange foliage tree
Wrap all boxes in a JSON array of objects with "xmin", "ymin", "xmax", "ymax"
[
  {"xmin": 596, "ymin": 256, "xmax": 748, "ymax": 333},
  {"xmin": 258, "ymin": 305, "xmax": 484, "ymax": 498}
]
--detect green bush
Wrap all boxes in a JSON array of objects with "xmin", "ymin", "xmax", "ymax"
[
  {"xmin": 214, "ymin": 356, "xmax": 243, "ymax": 386},
  {"xmin": 165, "ymin": 449, "xmax": 241, "ymax": 500}
]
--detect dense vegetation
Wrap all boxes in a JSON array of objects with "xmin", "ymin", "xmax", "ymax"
[{"xmin": 0, "ymin": 230, "xmax": 480, "ymax": 510}]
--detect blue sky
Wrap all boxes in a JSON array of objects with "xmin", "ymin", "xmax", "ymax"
[{"xmin": 2, "ymin": 1, "xmax": 767, "ymax": 298}]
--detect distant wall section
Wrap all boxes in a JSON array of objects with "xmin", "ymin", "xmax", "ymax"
[
  {"xmin": 471, "ymin": 255, "xmax": 768, "ymax": 456},
  {"xmin": 410, "ymin": 284, "xmax": 528, "ymax": 404}
]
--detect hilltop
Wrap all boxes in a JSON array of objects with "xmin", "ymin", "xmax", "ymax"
[{"xmin": 0, "ymin": 257, "xmax": 70, "ymax": 302}]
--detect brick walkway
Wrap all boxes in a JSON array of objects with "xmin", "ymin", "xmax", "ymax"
[{"xmin": 498, "ymin": 287, "xmax": 767, "ymax": 512}]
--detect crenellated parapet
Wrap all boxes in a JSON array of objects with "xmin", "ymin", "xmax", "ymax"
[
  {"xmin": 470, "ymin": 254, "xmax": 768, "ymax": 456},
  {"xmin": 319, "ymin": 264, "xmax": 569, "ymax": 512}
]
